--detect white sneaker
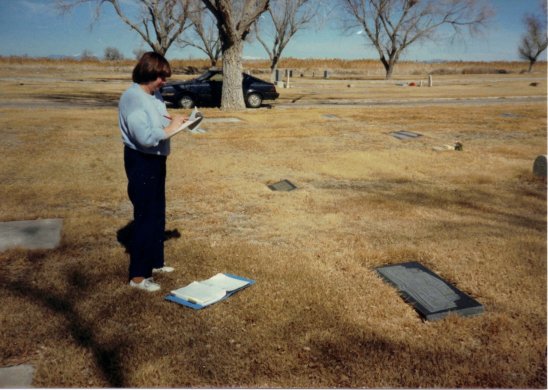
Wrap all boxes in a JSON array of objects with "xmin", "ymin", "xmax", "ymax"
[
  {"xmin": 129, "ymin": 278, "xmax": 161, "ymax": 292},
  {"xmin": 152, "ymin": 266, "xmax": 175, "ymax": 273}
]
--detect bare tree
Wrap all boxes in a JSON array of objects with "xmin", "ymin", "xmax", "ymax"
[
  {"xmin": 56, "ymin": 0, "xmax": 193, "ymax": 56},
  {"xmin": 201, "ymin": 0, "xmax": 270, "ymax": 110},
  {"xmin": 338, "ymin": 0, "xmax": 493, "ymax": 79},
  {"xmin": 104, "ymin": 46, "xmax": 124, "ymax": 60},
  {"xmin": 254, "ymin": 0, "xmax": 321, "ymax": 81},
  {"xmin": 178, "ymin": 1, "xmax": 222, "ymax": 66},
  {"xmin": 518, "ymin": 1, "xmax": 547, "ymax": 72}
]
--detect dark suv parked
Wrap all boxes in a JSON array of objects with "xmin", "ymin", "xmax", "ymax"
[{"xmin": 160, "ymin": 69, "xmax": 279, "ymax": 108}]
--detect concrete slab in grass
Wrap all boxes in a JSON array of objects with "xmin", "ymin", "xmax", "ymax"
[
  {"xmin": 376, "ymin": 261, "xmax": 484, "ymax": 321},
  {"xmin": 0, "ymin": 364, "xmax": 35, "ymax": 388},
  {"xmin": 0, "ymin": 218, "xmax": 63, "ymax": 251}
]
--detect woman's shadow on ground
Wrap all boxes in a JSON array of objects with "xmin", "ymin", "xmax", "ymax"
[{"xmin": 116, "ymin": 221, "xmax": 181, "ymax": 253}]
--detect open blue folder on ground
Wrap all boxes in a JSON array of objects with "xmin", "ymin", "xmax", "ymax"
[{"xmin": 165, "ymin": 273, "xmax": 255, "ymax": 309}]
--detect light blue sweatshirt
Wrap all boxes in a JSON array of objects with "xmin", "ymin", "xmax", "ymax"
[{"xmin": 118, "ymin": 83, "xmax": 170, "ymax": 156}]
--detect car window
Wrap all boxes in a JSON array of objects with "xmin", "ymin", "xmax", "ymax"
[
  {"xmin": 210, "ymin": 73, "xmax": 223, "ymax": 82},
  {"xmin": 196, "ymin": 72, "xmax": 212, "ymax": 81}
]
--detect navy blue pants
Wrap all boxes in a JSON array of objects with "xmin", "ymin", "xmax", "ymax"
[{"xmin": 124, "ymin": 146, "xmax": 166, "ymax": 280}]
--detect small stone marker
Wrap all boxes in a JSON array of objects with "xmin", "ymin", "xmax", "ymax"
[
  {"xmin": 533, "ymin": 155, "xmax": 547, "ymax": 178},
  {"xmin": 0, "ymin": 218, "xmax": 63, "ymax": 251},
  {"xmin": 390, "ymin": 130, "xmax": 422, "ymax": 140},
  {"xmin": 268, "ymin": 180, "xmax": 297, "ymax": 192},
  {"xmin": 0, "ymin": 364, "xmax": 35, "ymax": 388},
  {"xmin": 322, "ymin": 114, "xmax": 339, "ymax": 119},
  {"xmin": 376, "ymin": 261, "xmax": 484, "ymax": 321}
]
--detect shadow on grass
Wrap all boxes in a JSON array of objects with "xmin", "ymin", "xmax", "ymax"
[
  {"xmin": 4, "ymin": 268, "xmax": 127, "ymax": 387},
  {"xmin": 37, "ymin": 92, "xmax": 119, "ymax": 108},
  {"xmin": 313, "ymin": 178, "xmax": 546, "ymax": 232},
  {"xmin": 116, "ymin": 220, "xmax": 181, "ymax": 253}
]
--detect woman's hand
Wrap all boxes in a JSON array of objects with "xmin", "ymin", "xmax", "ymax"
[{"xmin": 164, "ymin": 114, "xmax": 189, "ymax": 137}]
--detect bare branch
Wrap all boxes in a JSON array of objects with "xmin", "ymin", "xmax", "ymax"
[
  {"xmin": 254, "ymin": 0, "xmax": 324, "ymax": 77},
  {"xmin": 56, "ymin": 0, "xmax": 192, "ymax": 56},
  {"xmin": 518, "ymin": 9, "xmax": 547, "ymax": 72},
  {"xmin": 178, "ymin": 1, "xmax": 222, "ymax": 66},
  {"xmin": 338, "ymin": 0, "xmax": 493, "ymax": 79}
]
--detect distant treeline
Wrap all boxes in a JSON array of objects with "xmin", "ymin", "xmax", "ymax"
[{"xmin": 0, "ymin": 56, "xmax": 544, "ymax": 77}]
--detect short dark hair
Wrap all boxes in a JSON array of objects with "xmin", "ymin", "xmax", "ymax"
[{"xmin": 132, "ymin": 52, "xmax": 172, "ymax": 83}]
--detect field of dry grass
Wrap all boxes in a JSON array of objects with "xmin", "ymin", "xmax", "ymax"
[{"xmin": 0, "ymin": 60, "xmax": 546, "ymax": 388}]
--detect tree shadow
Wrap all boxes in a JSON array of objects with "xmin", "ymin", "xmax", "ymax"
[
  {"xmin": 37, "ymin": 92, "xmax": 119, "ymax": 108},
  {"xmin": 116, "ymin": 221, "xmax": 181, "ymax": 253},
  {"xmin": 4, "ymin": 267, "xmax": 127, "ymax": 387}
]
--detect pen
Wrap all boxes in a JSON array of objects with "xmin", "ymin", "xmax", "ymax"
[{"xmin": 163, "ymin": 114, "xmax": 172, "ymax": 120}]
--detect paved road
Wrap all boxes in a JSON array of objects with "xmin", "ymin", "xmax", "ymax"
[
  {"xmin": 0, "ymin": 94, "xmax": 545, "ymax": 110},
  {"xmin": 273, "ymin": 95, "xmax": 547, "ymax": 109}
]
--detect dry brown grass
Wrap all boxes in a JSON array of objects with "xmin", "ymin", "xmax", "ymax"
[
  {"xmin": 0, "ymin": 62, "xmax": 546, "ymax": 388},
  {"xmin": 2, "ymin": 55, "xmax": 546, "ymax": 78}
]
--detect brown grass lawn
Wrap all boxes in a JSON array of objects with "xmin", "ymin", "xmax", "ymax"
[{"xmin": 0, "ymin": 62, "xmax": 546, "ymax": 388}]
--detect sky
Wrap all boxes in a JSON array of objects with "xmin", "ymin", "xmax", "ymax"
[{"xmin": 0, "ymin": 0, "xmax": 545, "ymax": 62}]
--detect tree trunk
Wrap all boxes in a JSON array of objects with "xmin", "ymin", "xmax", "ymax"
[
  {"xmin": 221, "ymin": 39, "xmax": 245, "ymax": 111},
  {"xmin": 528, "ymin": 59, "xmax": 536, "ymax": 73},
  {"xmin": 380, "ymin": 57, "xmax": 395, "ymax": 80},
  {"xmin": 270, "ymin": 54, "xmax": 280, "ymax": 82},
  {"xmin": 385, "ymin": 65, "xmax": 394, "ymax": 80}
]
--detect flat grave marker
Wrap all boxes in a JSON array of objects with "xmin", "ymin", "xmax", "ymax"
[
  {"xmin": 500, "ymin": 112, "xmax": 522, "ymax": 118},
  {"xmin": 268, "ymin": 180, "xmax": 297, "ymax": 192},
  {"xmin": 390, "ymin": 130, "xmax": 422, "ymax": 140},
  {"xmin": 0, "ymin": 218, "xmax": 63, "ymax": 251},
  {"xmin": 0, "ymin": 364, "xmax": 35, "ymax": 388},
  {"xmin": 205, "ymin": 117, "xmax": 242, "ymax": 123},
  {"xmin": 376, "ymin": 261, "xmax": 484, "ymax": 321}
]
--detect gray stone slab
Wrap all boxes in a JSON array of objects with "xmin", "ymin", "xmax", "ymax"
[
  {"xmin": 500, "ymin": 112, "xmax": 522, "ymax": 118},
  {"xmin": 205, "ymin": 117, "xmax": 242, "ymax": 123},
  {"xmin": 322, "ymin": 114, "xmax": 340, "ymax": 119},
  {"xmin": 0, "ymin": 364, "xmax": 35, "ymax": 388},
  {"xmin": 268, "ymin": 180, "xmax": 297, "ymax": 192},
  {"xmin": 188, "ymin": 127, "xmax": 207, "ymax": 134},
  {"xmin": 390, "ymin": 130, "xmax": 422, "ymax": 140},
  {"xmin": 376, "ymin": 261, "xmax": 484, "ymax": 321},
  {"xmin": 0, "ymin": 218, "xmax": 63, "ymax": 251},
  {"xmin": 533, "ymin": 155, "xmax": 547, "ymax": 177}
]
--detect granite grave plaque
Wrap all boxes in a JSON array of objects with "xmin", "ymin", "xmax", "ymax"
[
  {"xmin": 390, "ymin": 130, "xmax": 422, "ymax": 140},
  {"xmin": 268, "ymin": 180, "xmax": 297, "ymax": 192},
  {"xmin": 376, "ymin": 261, "xmax": 484, "ymax": 321},
  {"xmin": 533, "ymin": 155, "xmax": 547, "ymax": 178},
  {"xmin": 0, "ymin": 218, "xmax": 63, "ymax": 251}
]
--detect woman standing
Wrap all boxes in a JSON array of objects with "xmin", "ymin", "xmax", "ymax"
[{"xmin": 119, "ymin": 52, "xmax": 187, "ymax": 292}]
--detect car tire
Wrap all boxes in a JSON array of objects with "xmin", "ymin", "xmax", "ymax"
[
  {"xmin": 245, "ymin": 93, "xmax": 262, "ymax": 108},
  {"xmin": 178, "ymin": 95, "xmax": 195, "ymax": 109}
]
